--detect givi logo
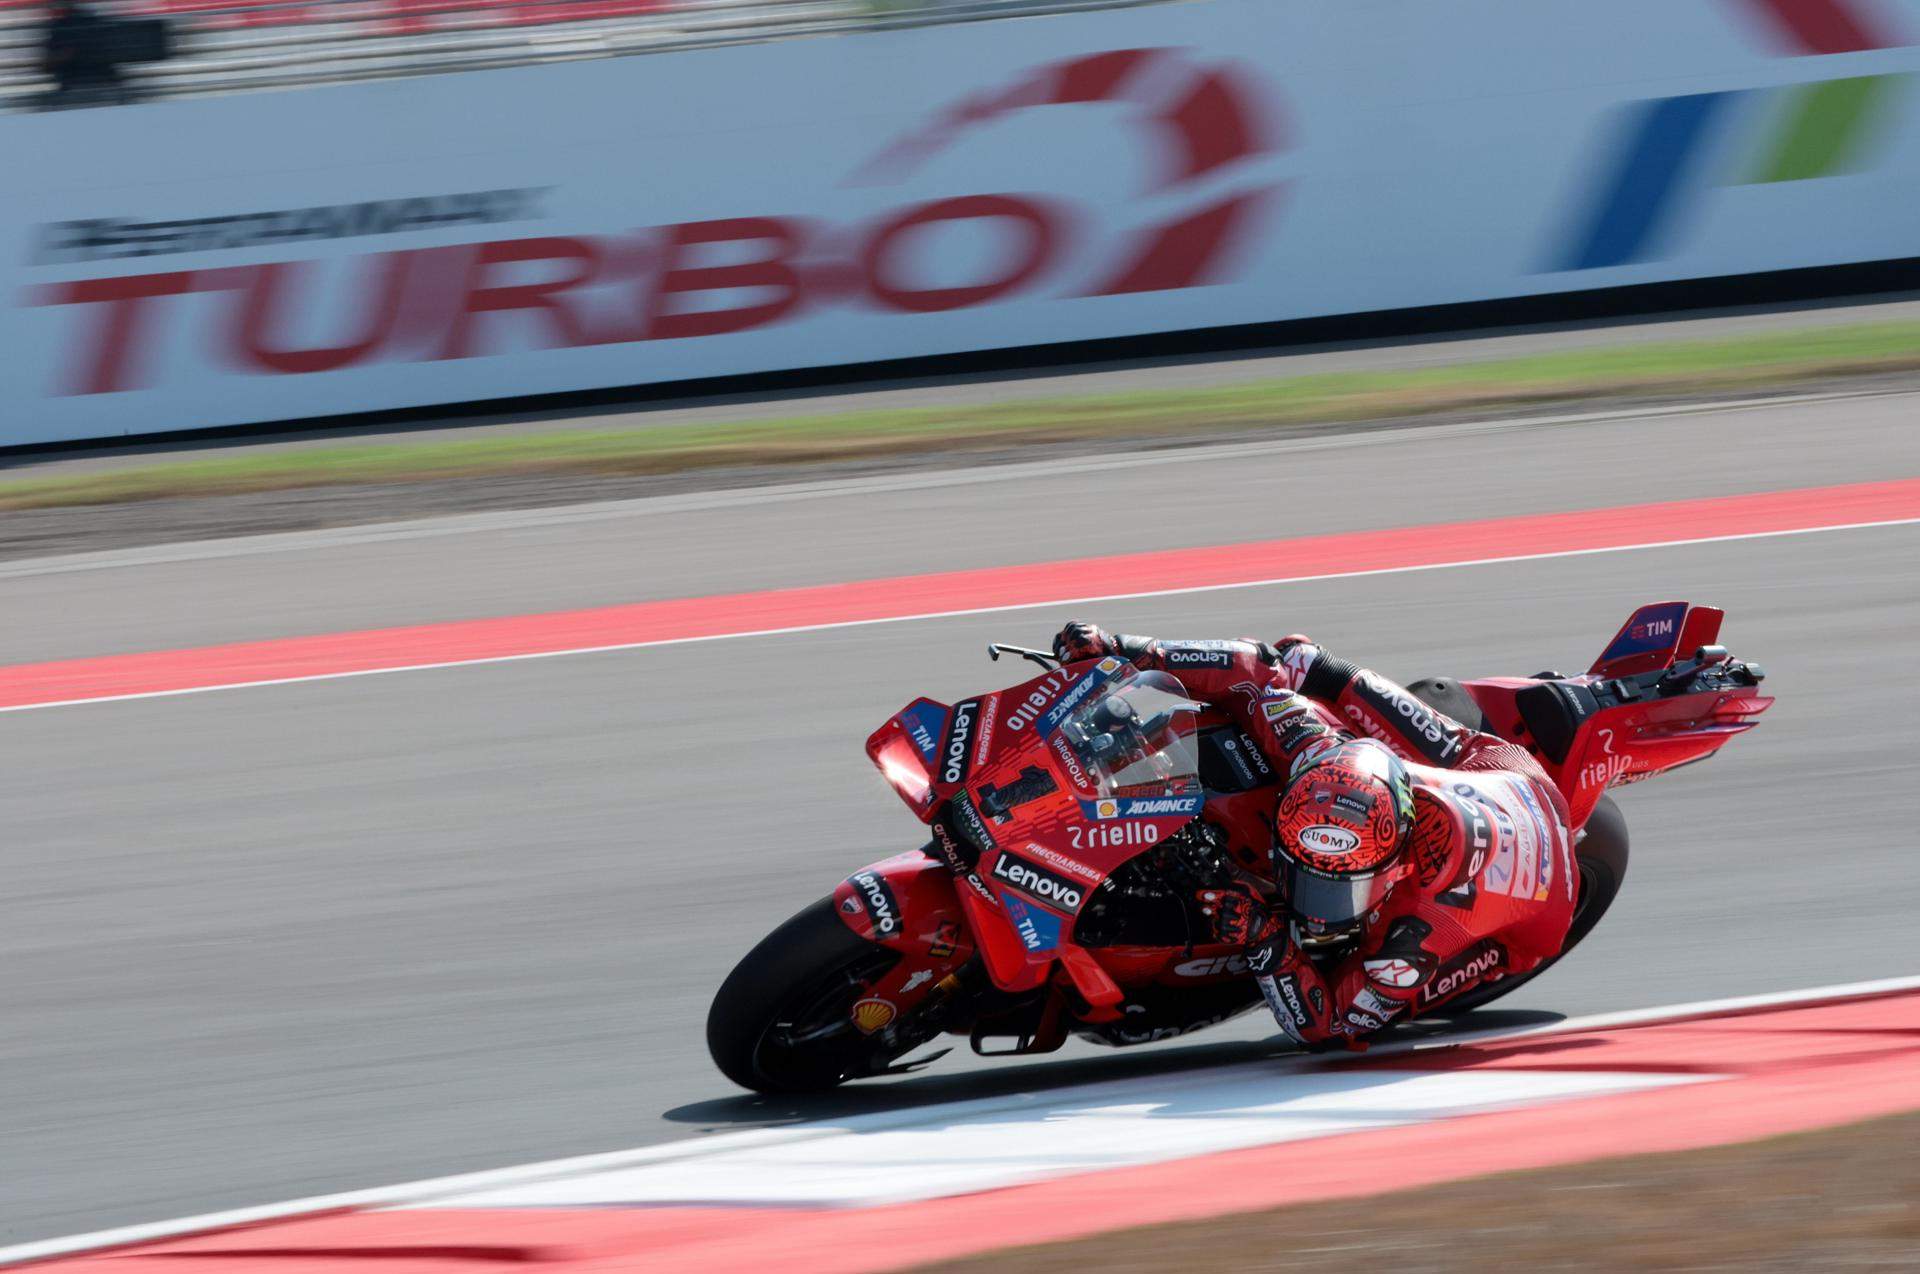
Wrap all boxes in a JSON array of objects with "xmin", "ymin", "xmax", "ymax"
[{"xmin": 33, "ymin": 49, "xmax": 1286, "ymax": 395}]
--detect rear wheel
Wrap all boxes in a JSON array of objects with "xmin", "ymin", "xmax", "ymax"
[
  {"xmin": 1404, "ymin": 676, "xmax": 1488, "ymax": 734},
  {"xmin": 706, "ymin": 898, "xmax": 927, "ymax": 1093},
  {"xmin": 1432, "ymin": 795, "xmax": 1629, "ymax": 1015}
]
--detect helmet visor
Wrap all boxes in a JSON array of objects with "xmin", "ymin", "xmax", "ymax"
[{"xmin": 1281, "ymin": 861, "xmax": 1395, "ymax": 928}]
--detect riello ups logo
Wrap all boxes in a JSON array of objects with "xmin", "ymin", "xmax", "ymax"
[{"xmin": 30, "ymin": 49, "xmax": 1288, "ymax": 395}]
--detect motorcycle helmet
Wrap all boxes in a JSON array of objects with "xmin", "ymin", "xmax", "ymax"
[{"xmin": 1272, "ymin": 740, "xmax": 1415, "ymax": 939}]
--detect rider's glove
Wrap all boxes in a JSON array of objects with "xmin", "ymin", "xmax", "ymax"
[
  {"xmin": 1053, "ymin": 621, "xmax": 1116, "ymax": 663},
  {"xmin": 1195, "ymin": 884, "xmax": 1275, "ymax": 946},
  {"xmin": 1245, "ymin": 924, "xmax": 1294, "ymax": 978}
]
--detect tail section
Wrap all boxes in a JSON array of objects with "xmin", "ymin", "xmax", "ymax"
[
  {"xmin": 1588, "ymin": 601, "xmax": 1724, "ymax": 678},
  {"xmin": 1462, "ymin": 602, "xmax": 1768, "ymax": 827},
  {"xmin": 1540, "ymin": 600, "xmax": 1766, "ymax": 823}
]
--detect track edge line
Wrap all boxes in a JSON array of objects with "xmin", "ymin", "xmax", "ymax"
[{"xmin": 4, "ymin": 972, "xmax": 1918, "ymax": 1268}]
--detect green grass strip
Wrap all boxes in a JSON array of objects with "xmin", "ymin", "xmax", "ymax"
[{"xmin": 5, "ymin": 318, "xmax": 1919, "ymax": 513}]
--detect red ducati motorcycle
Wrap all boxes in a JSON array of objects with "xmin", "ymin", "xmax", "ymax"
[{"xmin": 708, "ymin": 601, "xmax": 1771, "ymax": 1093}]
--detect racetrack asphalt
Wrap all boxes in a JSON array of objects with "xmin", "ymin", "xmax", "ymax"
[{"xmin": 3, "ymin": 388, "xmax": 1919, "ymax": 1246}]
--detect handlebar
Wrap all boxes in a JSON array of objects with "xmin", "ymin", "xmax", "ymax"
[{"xmin": 986, "ymin": 642, "xmax": 1061, "ymax": 671}]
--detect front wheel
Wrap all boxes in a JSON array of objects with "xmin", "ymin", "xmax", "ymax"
[
  {"xmin": 707, "ymin": 898, "xmax": 927, "ymax": 1094},
  {"xmin": 1431, "ymin": 794, "xmax": 1630, "ymax": 1015}
]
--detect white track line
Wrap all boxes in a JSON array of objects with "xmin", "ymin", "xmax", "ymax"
[
  {"xmin": 4, "ymin": 973, "xmax": 1917, "ymax": 1267},
  {"xmin": 400, "ymin": 1069, "xmax": 1713, "ymax": 1210},
  {"xmin": 6, "ymin": 513, "xmax": 1918, "ymax": 715}
]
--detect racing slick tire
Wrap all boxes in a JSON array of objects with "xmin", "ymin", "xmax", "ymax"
[
  {"xmin": 1429, "ymin": 794, "xmax": 1630, "ymax": 1016},
  {"xmin": 707, "ymin": 896, "xmax": 911, "ymax": 1094}
]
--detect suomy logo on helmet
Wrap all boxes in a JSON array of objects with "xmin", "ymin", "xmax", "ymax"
[{"xmin": 1298, "ymin": 824, "xmax": 1360, "ymax": 857}]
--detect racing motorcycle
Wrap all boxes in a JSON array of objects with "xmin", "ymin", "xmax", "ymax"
[{"xmin": 707, "ymin": 601, "xmax": 1771, "ymax": 1092}]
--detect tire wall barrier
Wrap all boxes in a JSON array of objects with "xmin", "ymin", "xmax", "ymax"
[{"xmin": 6, "ymin": 0, "xmax": 1920, "ymax": 445}]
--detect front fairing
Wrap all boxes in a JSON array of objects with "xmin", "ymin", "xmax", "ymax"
[{"xmin": 909, "ymin": 658, "xmax": 1208, "ymax": 999}]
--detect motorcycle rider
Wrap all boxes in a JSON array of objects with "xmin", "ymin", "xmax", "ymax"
[{"xmin": 1052, "ymin": 621, "xmax": 1578, "ymax": 1048}]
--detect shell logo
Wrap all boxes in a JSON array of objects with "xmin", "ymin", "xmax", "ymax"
[
  {"xmin": 1095, "ymin": 798, "xmax": 1120, "ymax": 819},
  {"xmin": 851, "ymin": 998, "xmax": 897, "ymax": 1035}
]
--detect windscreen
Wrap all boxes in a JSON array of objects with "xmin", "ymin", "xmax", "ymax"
[{"xmin": 1049, "ymin": 667, "xmax": 1202, "ymax": 801}]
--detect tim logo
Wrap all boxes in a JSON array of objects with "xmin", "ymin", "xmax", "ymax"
[{"xmin": 1631, "ymin": 619, "xmax": 1675, "ymax": 640}]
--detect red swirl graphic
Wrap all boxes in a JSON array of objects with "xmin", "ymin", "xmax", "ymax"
[{"xmin": 855, "ymin": 48, "xmax": 1285, "ymax": 296}]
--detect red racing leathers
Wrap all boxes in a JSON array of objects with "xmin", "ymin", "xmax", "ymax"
[{"xmin": 1095, "ymin": 631, "xmax": 1578, "ymax": 1047}]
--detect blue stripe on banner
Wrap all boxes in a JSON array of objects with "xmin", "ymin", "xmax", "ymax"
[{"xmin": 1557, "ymin": 92, "xmax": 1742, "ymax": 272}]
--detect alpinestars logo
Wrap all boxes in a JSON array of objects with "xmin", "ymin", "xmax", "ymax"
[{"xmin": 1363, "ymin": 958, "xmax": 1421, "ymax": 989}]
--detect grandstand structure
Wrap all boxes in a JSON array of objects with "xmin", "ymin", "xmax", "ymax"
[{"xmin": 1, "ymin": 0, "xmax": 1155, "ymax": 108}]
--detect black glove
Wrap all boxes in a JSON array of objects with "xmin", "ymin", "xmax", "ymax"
[
  {"xmin": 1196, "ymin": 884, "xmax": 1278, "ymax": 946},
  {"xmin": 1244, "ymin": 920, "xmax": 1297, "ymax": 977},
  {"xmin": 1053, "ymin": 621, "xmax": 1116, "ymax": 663}
]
